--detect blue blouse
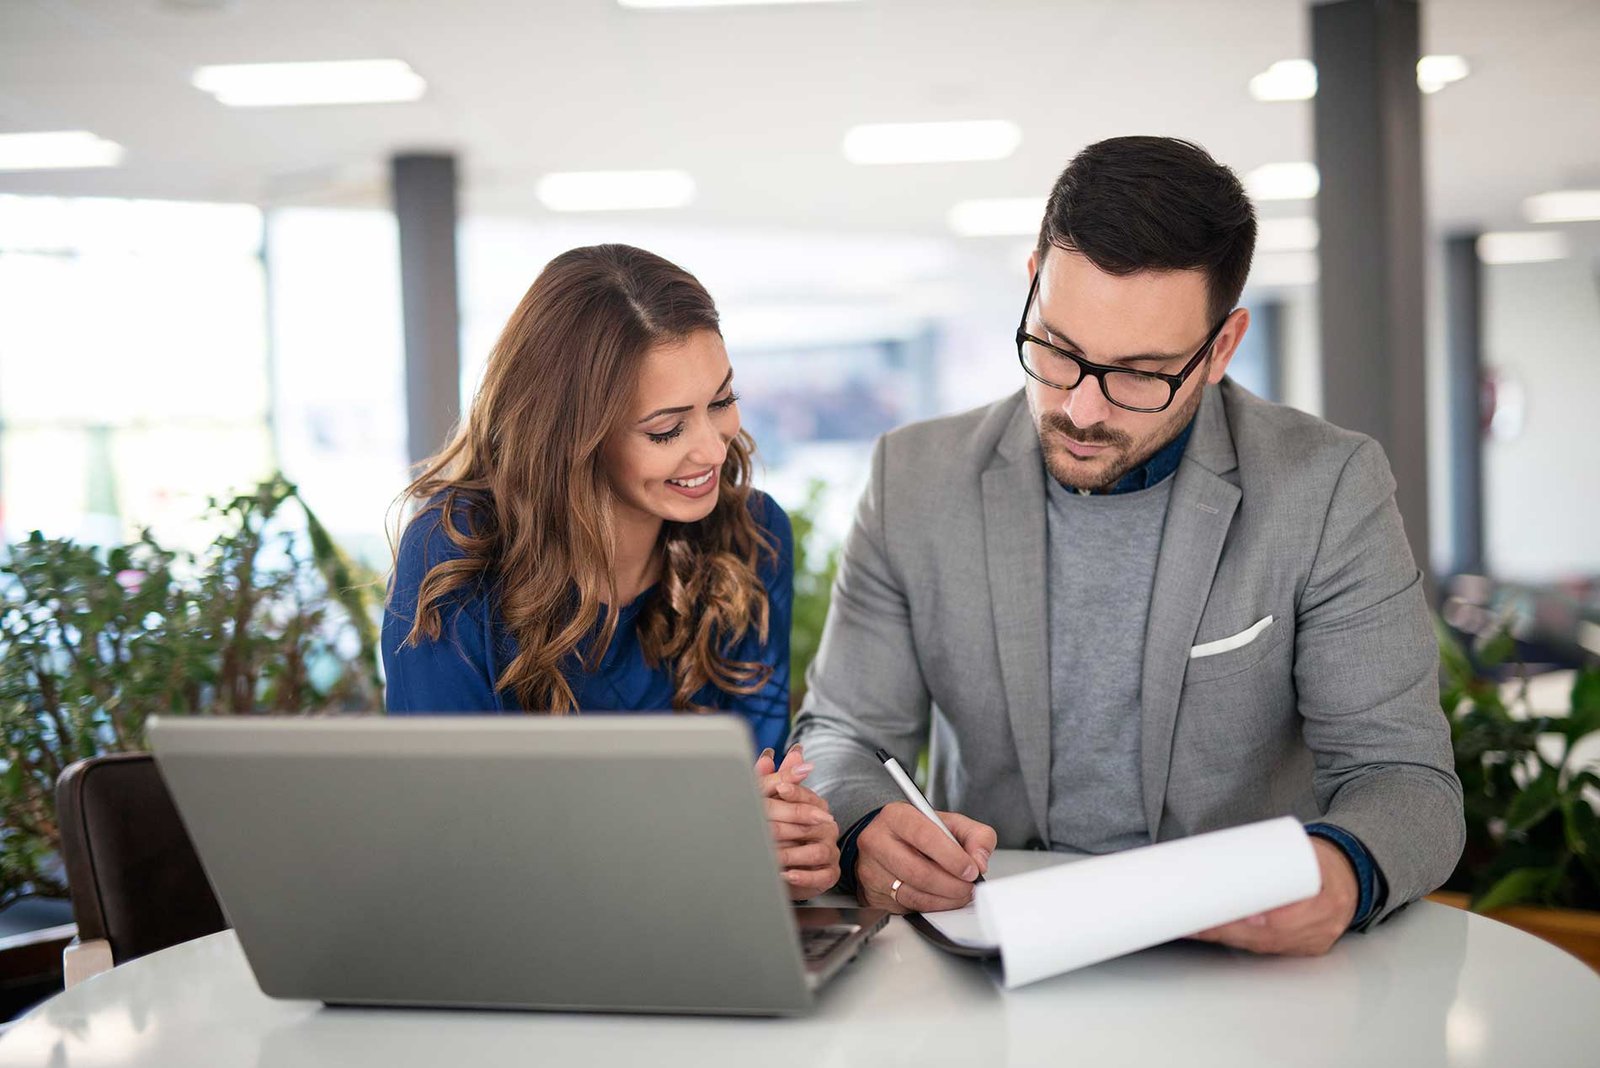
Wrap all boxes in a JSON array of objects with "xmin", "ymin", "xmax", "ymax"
[{"xmin": 381, "ymin": 491, "xmax": 793, "ymax": 754}]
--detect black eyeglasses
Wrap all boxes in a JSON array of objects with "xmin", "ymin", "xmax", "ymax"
[{"xmin": 1015, "ymin": 272, "xmax": 1231, "ymax": 414}]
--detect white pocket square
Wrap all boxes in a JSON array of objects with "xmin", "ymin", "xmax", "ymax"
[{"xmin": 1189, "ymin": 615, "xmax": 1275, "ymax": 659}]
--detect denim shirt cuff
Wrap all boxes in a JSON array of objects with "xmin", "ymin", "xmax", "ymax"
[
  {"xmin": 834, "ymin": 807, "xmax": 886, "ymax": 897},
  {"xmin": 1305, "ymin": 822, "xmax": 1387, "ymax": 930}
]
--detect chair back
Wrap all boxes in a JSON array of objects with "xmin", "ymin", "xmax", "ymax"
[{"xmin": 56, "ymin": 752, "xmax": 227, "ymax": 965}]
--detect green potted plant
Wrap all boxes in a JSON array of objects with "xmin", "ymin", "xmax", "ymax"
[
  {"xmin": 0, "ymin": 475, "xmax": 382, "ymax": 908},
  {"xmin": 1433, "ymin": 621, "xmax": 1600, "ymax": 968},
  {"xmin": 787, "ymin": 479, "xmax": 841, "ymax": 713}
]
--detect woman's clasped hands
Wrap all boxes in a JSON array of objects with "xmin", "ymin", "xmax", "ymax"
[{"xmin": 755, "ymin": 745, "xmax": 841, "ymax": 900}]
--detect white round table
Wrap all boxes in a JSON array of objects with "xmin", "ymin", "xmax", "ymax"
[{"xmin": 3, "ymin": 901, "xmax": 1597, "ymax": 1067}]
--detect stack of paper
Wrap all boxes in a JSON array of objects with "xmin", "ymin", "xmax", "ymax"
[{"xmin": 921, "ymin": 817, "xmax": 1321, "ymax": 988}]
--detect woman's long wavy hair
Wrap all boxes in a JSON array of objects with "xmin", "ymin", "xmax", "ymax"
[{"xmin": 390, "ymin": 244, "xmax": 776, "ymax": 713}]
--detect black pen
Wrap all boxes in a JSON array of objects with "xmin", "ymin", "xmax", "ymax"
[{"xmin": 875, "ymin": 747, "xmax": 985, "ymax": 882}]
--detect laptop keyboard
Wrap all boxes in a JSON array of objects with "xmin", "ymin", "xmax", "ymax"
[{"xmin": 799, "ymin": 924, "xmax": 858, "ymax": 964}]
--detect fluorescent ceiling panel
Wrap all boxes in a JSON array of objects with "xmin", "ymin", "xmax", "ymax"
[
  {"xmin": 844, "ymin": 120, "xmax": 1021, "ymax": 165},
  {"xmin": 619, "ymin": 0, "xmax": 858, "ymax": 6},
  {"xmin": 1476, "ymin": 231, "xmax": 1569, "ymax": 265},
  {"xmin": 192, "ymin": 60, "xmax": 426, "ymax": 107},
  {"xmin": 0, "ymin": 131, "xmax": 124, "ymax": 171},
  {"xmin": 1249, "ymin": 59, "xmax": 1317, "ymax": 102},
  {"xmin": 948, "ymin": 197, "xmax": 1046, "ymax": 237},
  {"xmin": 535, "ymin": 170, "xmax": 696, "ymax": 211},
  {"xmin": 0, "ymin": 195, "xmax": 261, "ymax": 255},
  {"xmin": 1416, "ymin": 54, "xmax": 1470, "ymax": 94},
  {"xmin": 1245, "ymin": 162, "xmax": 1320, "ymax": 201},
  {"xmin": 1249, "ymin": 252, "xmax": 1320, "ymax": 287},
  {"xmin": 1524, "ymin": 189, "xmax": 1600, "ymax": 223},
  {"xmin": 1256, "ymin": 216, "xmax": 1320, "ymax": 252},
  {"xmin": 1249, "ymin": 55, "xmax": 1470, "ymax": 100}
]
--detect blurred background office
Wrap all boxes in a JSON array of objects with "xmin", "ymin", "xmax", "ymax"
[
  {"xmin": 4, "ymin": 0, "xmax": 1600, "ymax": 1023},
  {"xmin": 0, "ymin": 0, "xmax": 1596, "ymax": 652}
]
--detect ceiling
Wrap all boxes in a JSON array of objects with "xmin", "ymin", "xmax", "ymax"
[{"xmin": 0, "ymin": 0, "xmax": 1597, "ymax": 247}]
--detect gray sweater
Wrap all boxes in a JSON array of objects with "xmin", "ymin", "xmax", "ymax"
[{"xmin": 1046, "ymin": 474, "xmax": 1174, "ymax": 854}]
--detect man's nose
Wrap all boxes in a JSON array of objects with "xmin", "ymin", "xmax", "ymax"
[{"xmin": 1061, "ymin": 370, "xmax": 1112, "ymax": 427}]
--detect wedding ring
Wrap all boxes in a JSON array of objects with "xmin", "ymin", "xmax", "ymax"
[{"xmin": 889, "ymin": 878, "xmax": 903, "ymax": 904}]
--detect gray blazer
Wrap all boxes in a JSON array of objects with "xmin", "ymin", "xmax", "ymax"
[{"xmin": 791, "ymin": 380, "xmax": 1464, "ymax": 923}]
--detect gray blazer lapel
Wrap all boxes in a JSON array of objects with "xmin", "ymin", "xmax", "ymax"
[
  {"xmin": 981, "ymin": 400, "xmax": 1052, "ymax": 841},
  {"xmin": 1140, "ymin": 386, "xmax": 1241, "ymax": 839}
]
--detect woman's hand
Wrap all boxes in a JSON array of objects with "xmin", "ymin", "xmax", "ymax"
[{"xmin": 754, "ymin": 745, "xmax": 841, "ymax": 900}]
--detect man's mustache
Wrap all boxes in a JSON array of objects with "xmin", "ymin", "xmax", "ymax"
[{"xmin": 1040, "ymin": 412, "xmax": 1130, "ymax": 449}]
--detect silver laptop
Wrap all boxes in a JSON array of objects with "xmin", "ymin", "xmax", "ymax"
[{"xmin": 148, "ymin": 714, "xmax": 887, "ymax": 1016}]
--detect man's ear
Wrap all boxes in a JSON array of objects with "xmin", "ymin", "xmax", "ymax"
[{"xmin": 1206, "ymin": 307, "xmax": 1251, "ymax": 384}]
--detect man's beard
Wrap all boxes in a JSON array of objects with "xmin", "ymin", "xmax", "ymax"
[{"xmin": 1037, "ymin": 382, "xmax": 1205, "ymax": 492}]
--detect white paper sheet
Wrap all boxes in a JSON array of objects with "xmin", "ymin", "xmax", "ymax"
[
  {"xmin": 918, "ymin": 850, "xmax": 1083, "ymax": 949},
  {"xmin": 936, "ymin": 817, "xmax": 1319, "ymax": 988}
]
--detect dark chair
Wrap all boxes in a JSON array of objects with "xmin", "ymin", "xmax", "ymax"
[{"xmin": 55, "ymin": 752, "xmax": 227, "ymax": 985}]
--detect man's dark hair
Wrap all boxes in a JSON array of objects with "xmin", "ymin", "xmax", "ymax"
[{"xmin": 1035, "ymin": 136, "xmax": 1257, "ymax": 324}]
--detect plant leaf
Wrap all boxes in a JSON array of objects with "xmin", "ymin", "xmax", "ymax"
[
  {"xmin": 1478, "ymin": 629, "xmax": 1517, "ymax": 669},
  {"xmin": 1564, "ymin": 795, "xmax": 1599, "ymax": 860},
  {"xmin": 1575, "ymin": 797, "xmax": 1600, "ymax": 893},
  {"xmin": 1563, "ymin": 669, "xmax": 1600, "ymax": 742},
  {"xmin": 1504, "ymin": 764, "xmax": 1561, "ymax": 833},
  {"xmin": 1573, "ymin": 667, "xmax": 1600, "ymax": 717},
  {"xmin": 1472, "ymin": 865, "xmax": 1561, "ymax": 912},
  {"xmin": 297, "ymin": 491, "xmax": 381, "ymax": 693},
  {"xmin": 1559, "ymin": 701, "xmax": 1600, "ymax": 746},
  {"xmin": 1435, "ymin": 616, "xmax": 1475, "ymax": 692}
]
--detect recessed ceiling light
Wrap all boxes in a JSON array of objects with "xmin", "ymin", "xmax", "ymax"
[
  {"xmin": 1249, "ymin": 55, "xmax": 1470, "ymax": 100},
  {"xmin": 0, "ymin": 130, "xmax": 124, "ymax": 171},
  {"xmin": 1524, "ymin": 189, "xmax": 1600, "ymax": 224},
  {"xmin": 1245, "ymin": 162, "xmax": 1320, "ymax": 202},
  {"xmin": 843, "ymin": 120, "xmax": 1021, "ymax": 165},
  {"xmin": 1416, "ymin": 54, "xmax": 1470, "ymax": 94},
  {"xmin": 618, "ymin": 0, "xmax": 858, "ymax": 6},
  {"xmin": 192, "ymin": 60, "xmax": 426, "ymax": 107},
  {"xmin": 535, "ymin": 170, "xmax": 696, "ymax": 212},
  {"xmin": 0, "ymin": 194, "xmax": 261, "ymax": 254},
  {"xmin": 948, "ymin": 197, "xmax": 1046, "ymax": 237},
  {"xmin": 1249, "ymin": 252, "xmax": 1320, "ymax": 288},
  {"xmin": 1476, "ymin": 231, "xmax": 1569, "ymax": 265},
  {"xmin": 1256, "ymin": 217, "xmax": 1320, "ymax": 252},
  {"xmin": 1249, "ymin": 59, "xmax": 1317, "ymax": 102}
]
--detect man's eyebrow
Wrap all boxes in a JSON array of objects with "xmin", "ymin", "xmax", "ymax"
[
  {"xmin": 1036, "ymin": 316, "xmax": 1188, "ymax": 365},
  {"xmin": 635, "ymin": 369, "xmax": 734, "ymax": 424}
]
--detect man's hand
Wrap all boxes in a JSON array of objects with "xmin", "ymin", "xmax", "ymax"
[
  {"xmin": 1189, "ymin": 836, "xmax": 1359, "ymax": 956},
  {"xmin": 755, "ymin": 746, "xmax": 840, "ymax": 900},
  {"xmin": 853, "ymin": 802, "xmax": 997, "ymax": 914}
]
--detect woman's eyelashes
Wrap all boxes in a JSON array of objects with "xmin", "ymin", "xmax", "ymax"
[
  {"xmin": 644, "ymin": 392, "xmax": 739, "ymax": 445},
  {"xmin": 646, "ymin": 424, "xmax": 685, "ymax": 444}
]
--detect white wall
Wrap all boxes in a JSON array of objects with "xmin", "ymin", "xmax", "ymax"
[
  {"xmin": 1276, "ymin": 286, "xmax": 1324, "ymax": 420},
  {"xmin": 1482, "ymin": 255, "xmax": 1600, "ymax": 580}
]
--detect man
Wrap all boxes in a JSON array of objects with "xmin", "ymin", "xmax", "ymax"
[{"xmin": 790, "ymin": 136, "xmax": 1463, "ymax": 956}]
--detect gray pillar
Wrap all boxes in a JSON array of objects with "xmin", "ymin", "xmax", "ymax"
[
  {"xmin": 1443, "ymin": 233, "xmax": 1484, "ymax": 576},
  {"xmin": 1231, "ymin": 298, "xmax": 1285, "ymax": 403},
  {"xmin": 260, "ymin": 215, "xmax": 282, "ymax": 471},
  {"xmin": 392, "ymin": 153, "xmax": 462, "ymax": 466},
  {"xmin": 1311, "ymin": 0, "xmax": 1431, "ymax": 580},
  {"xmin": 1261, "ymin": 300, "xmax": 1286, "ymax": 404}
]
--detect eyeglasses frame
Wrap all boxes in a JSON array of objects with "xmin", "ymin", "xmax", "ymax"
[{"xmin": 1014, "ymin": 271, "xmax": 1233, "ymax": 414}]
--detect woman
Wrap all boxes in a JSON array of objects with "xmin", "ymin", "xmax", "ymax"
[{"xmin": 382, "ymin": 244, "xmax": 838, "ymax": 898}]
